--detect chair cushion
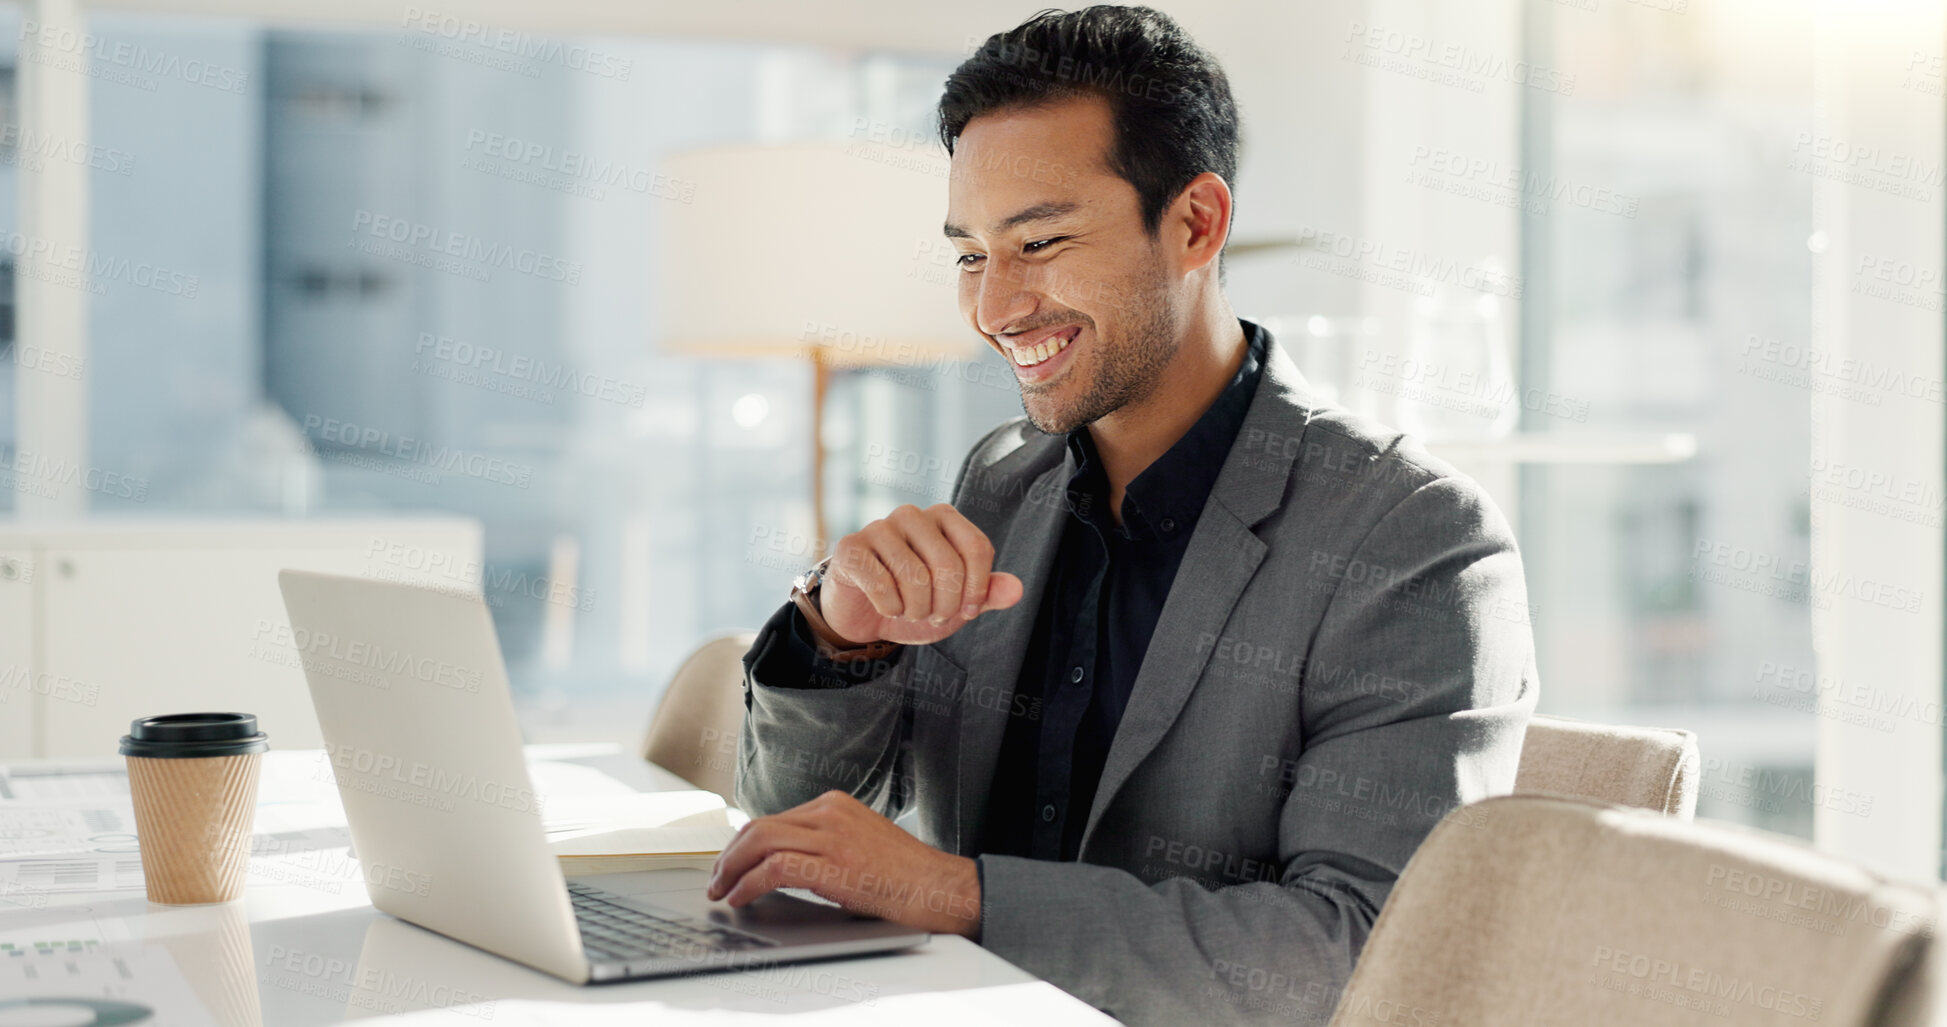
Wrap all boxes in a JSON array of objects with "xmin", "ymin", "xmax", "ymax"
[
  {"xmin": 1516, "ymin": 714, "xmax": 1700, "ymax": 817},
  {"xmin": 641, "ymin": 632, "xmax": 756, "ymax": 800},
  {"xmin": 1329, "ymin": 795, "xmax": 1936, "ymax": 1027}
]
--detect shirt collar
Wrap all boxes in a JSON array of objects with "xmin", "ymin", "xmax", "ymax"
[{"xmin": 1064, "ymin": 318, "xmax": 1271, "ymax": 541}]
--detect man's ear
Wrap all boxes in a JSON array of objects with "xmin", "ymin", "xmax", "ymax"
[{"xmin": 1168, "ymin": 171, "xmax": 1233, "ymax": 275}]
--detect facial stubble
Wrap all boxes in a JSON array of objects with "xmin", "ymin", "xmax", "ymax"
[{"xmin": 1018, "ymin": 247, "xmax": 1181, "ymax": 436}]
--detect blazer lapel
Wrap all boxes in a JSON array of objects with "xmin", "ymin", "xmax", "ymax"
[
  {"xmin": 1077, "ymin": 341, "xmax": 1318, "ymax": 850},
  {"xmin": 953, "ymin": 455, "xmax": 1074, "ymax": 854}
]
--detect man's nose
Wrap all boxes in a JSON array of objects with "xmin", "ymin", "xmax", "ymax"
[{"xmin": 972, "ymin": 255, "xmax": 1038, "ymax": 338}]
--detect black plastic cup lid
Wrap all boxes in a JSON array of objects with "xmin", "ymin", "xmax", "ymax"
[{"xmin": 119, "ymin": 713, "xmax": 270, "ymax": 759}]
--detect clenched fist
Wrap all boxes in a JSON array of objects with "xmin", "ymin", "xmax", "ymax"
[{"xmin": 820, "ymin": 503, "xmax": 1024, "ymax": 646}]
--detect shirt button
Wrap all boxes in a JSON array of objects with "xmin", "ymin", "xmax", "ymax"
[
  {"xmin": 1070, "ymin": 666, "xmax": 1085, "ymax": 684},
  {"xmin": 1161, "ymin": 517, "xmax": 1177, "ymax": 533},
  {"xmin": 1041, "ymin": 804, "xmax": 1057, "ymax": 823}
]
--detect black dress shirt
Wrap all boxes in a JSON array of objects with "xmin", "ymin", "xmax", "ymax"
[
  {"xmin": 978, "ymin": 322, "xmax": 1266, "ymax": 861},
  {"xmin": 752, "ymin": 319, "xmax": 1269, "ymax": 863}
]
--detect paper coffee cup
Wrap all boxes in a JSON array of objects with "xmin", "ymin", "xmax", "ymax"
[{"xmin": 120, "ymin": 713, "xmax": 270, "ymax": 905}]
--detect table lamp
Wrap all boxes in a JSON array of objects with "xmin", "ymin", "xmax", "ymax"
[{"xmin": 658, "ymin": 141, "xmax": 975, "ymax": 556}]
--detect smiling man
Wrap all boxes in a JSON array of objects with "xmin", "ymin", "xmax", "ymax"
[{"xmin": 715, "ymin": 6, "xmax": 1537, "ymax": 1024}]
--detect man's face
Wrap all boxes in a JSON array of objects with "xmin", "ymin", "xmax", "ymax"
[{"xmin": 944, "ymin": 95, "xmax": 1182, "ymax": 436}]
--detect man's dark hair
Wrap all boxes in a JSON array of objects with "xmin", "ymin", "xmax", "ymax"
[{"xmin": 937, "ymin": 6, "xmax": 1239, "ymax": 253}]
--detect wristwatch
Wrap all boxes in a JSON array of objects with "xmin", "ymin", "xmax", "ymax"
[{"xmin": 791, "ymin": 557, "xmax": 902, "ymax": 663}]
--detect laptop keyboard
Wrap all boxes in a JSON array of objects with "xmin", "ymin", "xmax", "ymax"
[{"xmin": 567, "ymin": 881, "xmax": 778, "ymax": 965}]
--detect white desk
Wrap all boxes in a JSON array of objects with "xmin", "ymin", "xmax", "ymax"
[{"xmin": 0, "ymin": 745, "xmax": 1113, "ymax": 1025}]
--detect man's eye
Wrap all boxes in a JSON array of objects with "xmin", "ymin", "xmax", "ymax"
[
  {"xmin": 955, "ymin": 253, "xmax": 985, "ymax": 270},
  {"xmin": 1024, "ymin": 237, "xmax": 1067, "ymax": 254}
]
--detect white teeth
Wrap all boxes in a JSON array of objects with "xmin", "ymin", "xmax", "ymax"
[{"xmin": 1010, "ymin": 328, "xmax": 1076, "ymax": 367}]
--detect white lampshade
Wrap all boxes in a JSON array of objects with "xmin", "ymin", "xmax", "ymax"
[{"xmin": 657, "ymin": 142, "xmax": 976, "ymax": 367}]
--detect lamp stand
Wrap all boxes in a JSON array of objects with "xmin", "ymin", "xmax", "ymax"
[{"xmin": 811, "ymin": 352, "xmax": 831, "ymax": 561}]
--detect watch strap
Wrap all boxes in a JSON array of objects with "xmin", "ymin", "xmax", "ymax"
[{"xmin": 791, "ymin": 568, "xmax": 902, "ymax": 663}]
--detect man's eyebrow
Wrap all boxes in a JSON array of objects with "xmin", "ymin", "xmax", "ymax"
[{"xmin": 942, "ymin": 200, "xmax": 1083, "ymax": 240}]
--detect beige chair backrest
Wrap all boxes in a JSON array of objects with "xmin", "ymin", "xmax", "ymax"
[
  {"xmin": 1329, "ymin": 795, "xmax": 1940, "ymax": 1027},
  {"xmin": 641, "ymin": 631, "xmax": 755, "ymax": 802},
  {"xmin": 1516, "ymin": 713, "xmax": 1700, "ymax": 817}
]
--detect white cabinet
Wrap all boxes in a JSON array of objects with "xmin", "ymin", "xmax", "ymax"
[{"xmin": 0, "ymin": 519, "xmax": 481, "ymax": 758}]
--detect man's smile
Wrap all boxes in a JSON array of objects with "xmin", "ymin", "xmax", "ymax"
[{"xmin": 1003, "ymin": 324, "xmax": 1083, "ymax": 382}]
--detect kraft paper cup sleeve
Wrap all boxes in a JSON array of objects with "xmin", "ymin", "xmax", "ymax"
[{"xmin": 125, "ymin": 752, "xmax": 263, "ymax": 905}]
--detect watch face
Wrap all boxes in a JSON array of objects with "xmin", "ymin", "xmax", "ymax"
[{"xmin": 794, "ymin": 557, "xmax": 830, "ymax": 593}]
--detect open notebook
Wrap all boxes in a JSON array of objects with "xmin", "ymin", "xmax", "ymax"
[{"xmin": 542, "ymin": 790, "xmax": 744, "ymax": 875}]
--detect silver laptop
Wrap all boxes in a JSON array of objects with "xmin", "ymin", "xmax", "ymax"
[{"xmin": 277, "ymin": 569, "xmax": 927, "ymax": 984}]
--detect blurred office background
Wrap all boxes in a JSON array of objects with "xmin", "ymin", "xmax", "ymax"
[{"xmin": 0, "ymin": 1, "xmax": 1938, "ymax": 880}]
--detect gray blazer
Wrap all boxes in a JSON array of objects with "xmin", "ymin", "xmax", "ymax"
[{"xmin": 737, "ymin": 338, "xmax": 1538, "ymax": 1025}]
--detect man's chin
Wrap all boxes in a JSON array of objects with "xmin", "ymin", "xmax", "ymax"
[
  {"xmin": 1025, "ymin": 415, "xmax": 1074, "ymax": 436},
  {"xmin": 1020, "ymin": 395, "xmax": 1090, "ymax": 436}
]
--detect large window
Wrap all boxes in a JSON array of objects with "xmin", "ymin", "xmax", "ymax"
[
  {"xmin": 61, "ymin": 14, "xmax": 1013, "ymax": 738},
  {"xmin": 1518, "ymin": 0, "xmax": 1821, "ymax": 835},
  {"xmin": 0, "ymin": 9, "xmax": 24, "ymax": 515}
]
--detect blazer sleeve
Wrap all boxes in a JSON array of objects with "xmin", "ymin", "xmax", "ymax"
[
  {"xmin": 975, "ymin": 474, "xmax": 1539, "ymax": 1025},
  {"xmin": 734, "ymin": 608, "xmax": 919, "ymax": 819}
]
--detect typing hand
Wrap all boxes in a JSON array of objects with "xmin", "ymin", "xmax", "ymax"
[
  {"xmin": 820, "ymin": 503, "xmax": 1024, "ymax": 647},
  {"xmin": 706, "ymin": 789, "xmax": 981, "ymax": 938}
]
